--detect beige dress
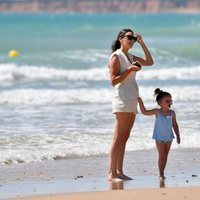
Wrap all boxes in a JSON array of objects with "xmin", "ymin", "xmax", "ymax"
[{"xmin": 109, "ymin": 49, "xmax": 139, "ymax": 114}]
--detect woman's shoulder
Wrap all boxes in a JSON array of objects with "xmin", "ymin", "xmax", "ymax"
[
  {"xmin": 111, "ymin": 49, "xmax": 121, "ymax": 54},
  {"xmin": 109, "ymin": 49, "xmax": 122, "ymax": 62}
]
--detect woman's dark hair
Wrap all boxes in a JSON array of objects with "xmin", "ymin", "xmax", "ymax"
[
  {"xmin": 111, "ymin": 28, "xmax": 133, "ymax": 52},
  {"xmin": 154, "ymin": 88, "xmax": 171, "ymax": 102}
]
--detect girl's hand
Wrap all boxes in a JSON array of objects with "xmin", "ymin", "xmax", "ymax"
[
  {"xmin": 136, "ymin": 33, "xmax": 144, "ymax": 45},
  {"xmin": 177, "ymin": 135, "xmax": 181, "ymax": 144},
  {"xmin": 137, "ymin": 97, "xmax": 143, "ymax": 103}
]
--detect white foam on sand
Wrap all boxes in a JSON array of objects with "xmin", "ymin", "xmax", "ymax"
[{"xmin": 0, "ymin": 125, "xmax": 200, "ymax": 164}]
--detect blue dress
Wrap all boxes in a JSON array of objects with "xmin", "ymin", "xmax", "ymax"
[{"xmin": 153, "ymin": 109, "xmax": 174, "ymax": 142}]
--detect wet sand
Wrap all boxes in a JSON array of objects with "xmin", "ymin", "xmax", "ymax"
[{"xmin": 0, "ymin": 148, "xmax": 199, "ymax": 199}]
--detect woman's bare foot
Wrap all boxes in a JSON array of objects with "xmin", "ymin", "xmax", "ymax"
[
  {"xmin": 117, "ymin": 172, "xmax": 133, "ymax": 180},
  {"xmin": 108, "ymin": 174, "xmax": 123, "ymax": 181}
]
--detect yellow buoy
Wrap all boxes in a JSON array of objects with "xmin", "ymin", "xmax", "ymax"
[{"xmin": 8, "ymin": 50, "xmax": 20, "ymax": 58}]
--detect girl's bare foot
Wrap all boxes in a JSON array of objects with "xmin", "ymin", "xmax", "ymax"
[{"xmin": 159, "ymin": 175, "xmax": 166, "ymax": 181}]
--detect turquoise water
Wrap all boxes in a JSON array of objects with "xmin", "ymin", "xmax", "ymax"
[
  {"xmin": 0, "ymin": 13, "xmax": 200, "ymax": 164},
  {"xmin": 1, "ymin": 13, "xmax": 200, "ymax": 67}
]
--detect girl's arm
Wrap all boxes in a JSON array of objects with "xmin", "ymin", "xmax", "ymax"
[
  {"xmin": 109, "ymin": 55, "xmax": 141, "ymax": 86},
  {"xmin": 137, "ymin": 97, "xmax": 157, "ymax": 116},
  {"xmin": 133, "ymin": 34, "xmax": 154, "ymax": 66},
  {"xmin": 172, "ymin": 111, "xmax": 181, "ymax": 144}
]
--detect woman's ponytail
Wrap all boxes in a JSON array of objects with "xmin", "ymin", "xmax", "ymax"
[{"xmin": 111, "ymin": 39, "xmax": 121, "ymax": 52}]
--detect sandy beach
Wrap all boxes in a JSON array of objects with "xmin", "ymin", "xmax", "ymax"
[
  {"xmin": 1, "ymin": 11, "xmax": 200, "ymax": 200},
  {"xmin": 17, "ymin": 187, "xmax": 200, "ymax": 200},
  {"xmin": 1, "ymin": 148, "xmax": 199, "ymax": 199}
]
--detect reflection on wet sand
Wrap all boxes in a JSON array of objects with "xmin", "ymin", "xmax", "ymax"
[
  {"xmin": 109, "ymin": 179, "xmax": 124, "ymax": 190},
  {"xmin": 160, "ymin": 178, "xmax": 165, "ymax": 188}
]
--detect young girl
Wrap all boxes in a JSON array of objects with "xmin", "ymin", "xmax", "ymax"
[{"xmin": 137, "ymin": 88, "xmax": 181, "ymax": 180}]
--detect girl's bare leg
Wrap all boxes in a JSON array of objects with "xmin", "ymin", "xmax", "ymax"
[
  {"xmin": 108, "ymin": 113, "xmax": 135, "ymax": 181},
  {"xmin": 156, "ymin": 141, "xmax": 172, "ymax": 179},
  {"xmin": 163, "ymin": 141, "xmax": 172, "ymax": 173},
  {"xmin": 156, "ymin": 141, "xmax": 166, "ymax": 178}
]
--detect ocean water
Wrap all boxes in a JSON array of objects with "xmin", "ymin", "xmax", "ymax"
[{"xmin": 0, "ymin": 13, "xmax": 200, "ymax": 164}]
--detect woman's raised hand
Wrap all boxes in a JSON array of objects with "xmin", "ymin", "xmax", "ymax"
[{"xmin": 136, "ymin": 33, "xmax": 143, "ymax": 45}]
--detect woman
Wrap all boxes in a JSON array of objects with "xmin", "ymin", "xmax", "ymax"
[{"xmin": 108, "ymin": 28, "xmax": 154, "ymax": 181}]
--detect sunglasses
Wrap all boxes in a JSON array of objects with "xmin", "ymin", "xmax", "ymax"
[{"xmin": 124, "ymin": 35, "xmax": 137, "ymax": 42}]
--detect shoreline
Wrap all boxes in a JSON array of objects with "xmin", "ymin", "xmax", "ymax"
[
  {"xmin": 0, "ymin": 148, "xmax": 199, "ymax": 199},
  {"xmin": 3, "ymin": 174, "xmax": 200, "ymax": 199},
  {"xmin": 1, "ymin": 148, "xmax": 199, "ymax": 183}
]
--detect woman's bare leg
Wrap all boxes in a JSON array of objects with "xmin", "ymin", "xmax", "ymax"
[
  {"xmin": 117, "ymin": 113, "xmax": 135, "ymax": 180},
  {"xmin": 108, "ymin": 113, "xmax": 135, "ymax": 180}
]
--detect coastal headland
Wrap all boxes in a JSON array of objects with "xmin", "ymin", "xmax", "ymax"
[{"xmin": 0, "ymin": 0, "xmax": 200, "ymax": 13}]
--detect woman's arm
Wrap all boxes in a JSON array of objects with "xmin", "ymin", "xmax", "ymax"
[
  {"xmin": 137, "ymin": 97, "xmax": 157, "ymax": 115},
  {"xmin": 109, "ymin": 55, "xmax": 141, "ymax": 86},
  {"xmin": 133, "ymin": 34, "xmax": 154, "ymax": 66},
  {"xmin": 172, "ymin": 111, "xmax": 181, "ymax": 144}
]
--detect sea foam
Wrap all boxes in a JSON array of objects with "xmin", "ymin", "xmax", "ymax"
[
  {"xmin": 0, "ymin": 127, "xmax": 199, "ymax": 164},
  {"xmin": 0, "ymin": 64, "xmax": 200, "ymax": 83}
]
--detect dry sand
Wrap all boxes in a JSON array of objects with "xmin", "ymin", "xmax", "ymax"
[{"xmin": 17, "ymin": 187, "xmax": 200, "ymax": 200}]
